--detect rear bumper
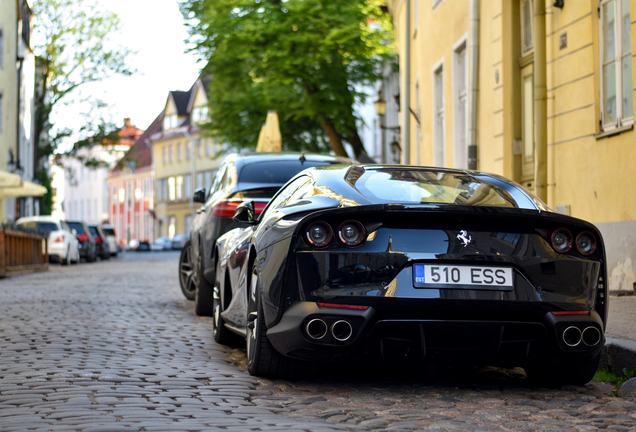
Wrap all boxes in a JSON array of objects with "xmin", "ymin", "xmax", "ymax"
[{"xmin": 266, "ymin": 301, "xmax": 604, "ymax": 367}]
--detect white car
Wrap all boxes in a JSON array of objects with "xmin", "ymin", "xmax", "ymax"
[
  {"xmin": 151, "ymin": 236, "xmax": 173, "ymax": 251},
  {"xmin": 15, "ymin": 216, "xmax": 80, "ymax": 265},
  {"xmin": 101, "ymin": 224, "xmax": 118, "ymax": 256}
]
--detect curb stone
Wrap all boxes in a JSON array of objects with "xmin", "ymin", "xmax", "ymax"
[{"xmin": 600, "ymin": 337, "xmax": 636, "ymax": 376}]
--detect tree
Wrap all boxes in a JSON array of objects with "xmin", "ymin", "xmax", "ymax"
[
  {"xmin": 32, "ymin": 0, "xmax": 135, "ymax": 170},
  {"xmin": 180, "ymin": 0, "xmax": 392, "ymax": 160}
]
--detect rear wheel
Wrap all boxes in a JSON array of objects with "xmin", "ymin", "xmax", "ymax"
[
  {"xmin": 246, "ymin": 264, "xmax": 300, "ymax": 379},
  {"xmin": 194, "ymin": 245, "xmax": 215, "ymax": 316},
  {"xmin": 178, "ymin": 240, "xmax": 196, "ymax": 300},
  {"xmin": 212, "ymin": 259, "xmax": 241, "ymax": 345}
]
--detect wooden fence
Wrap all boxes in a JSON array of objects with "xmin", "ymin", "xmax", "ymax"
[{"xmin": 0, "ymin": 227, "xmax": 49, "ymax": 277}]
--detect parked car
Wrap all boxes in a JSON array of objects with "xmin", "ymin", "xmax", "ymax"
[
  {"xmin": 187, "ymin": 152, "xmax": 352, "ymax": 309},
  {"xmin": 128, "ymin": 239, "xmax": 151, "ymax": 251},
  {"xmin": 151, "ymin": 236, "xmax": 173, "ymax": 251},
  {"xmin": 65, "ymin": 220, "xmax": 97, "ymax": 262},
  {"xmin": 211, "ymin": 164, "xmax": 608, "ymax": 385},
  {"xmin": 88, "ymin": 224, "xmax": 110, "ymax": 260},
  {"xmin": 101, "ymin": 224, "xmax": 118, "ymax": 256},
  {"xmin": 171, "ymin": 235, "xmax": 189, "ymax": 250},
  {"xmin": 15, "ymin": 216, "xmax": 80, "ymax": 265}
]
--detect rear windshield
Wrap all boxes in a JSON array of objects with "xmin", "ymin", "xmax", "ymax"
[
  {"xmin": 66, "ymin": 222, "xmax": 86, "ymax": 234},
  {"xmin": 88, "ymin": 226, "xmax": 99, "ymax": 237},
  {"xmin": 351, "ymin": 168, "xmax": 519, "ymax": 208},
  {"xmin": 239, "ymin": 161, "xmax": 330, "ymax": 185},
  {"xmin": 102, "ymin": 227, "xmax": 115, "ymax": 236},
  {"xmin": 232, "ymin": 188, "xmax": 281, "ymax": 199}
]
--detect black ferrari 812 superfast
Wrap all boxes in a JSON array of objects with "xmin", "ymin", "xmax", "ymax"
[{"xmin": 212, "ymin": 164, "xmax": 607, "ymax": 384}]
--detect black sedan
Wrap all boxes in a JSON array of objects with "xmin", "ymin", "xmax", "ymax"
[
  {"xmin": 212, "ymin": 165, "xmax": 607, "ymax": 384},
  {"xmin": 186, "ymin": 152, "xmax": 351, "ymax": 312}
]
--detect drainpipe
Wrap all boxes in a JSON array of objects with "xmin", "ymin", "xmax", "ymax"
[
  {"xmin": 468, "ymin": 0, "xmax": 479, "ymax": 170},
  {"xmin": 403, "ymin": 0, "xmax": 411, "ymax": 164},
  {"xmin": 533, "ymin": 0, "xmax": 548, "ymax": 202}
]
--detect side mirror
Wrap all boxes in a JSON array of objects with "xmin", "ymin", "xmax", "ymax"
[
  {"xmin": 193, "ymin": 188, "xmax": 206, "ymax": 203},
  {"xmin": 233, "ymin": 201, "xmax": 257, "ymax": 224}
]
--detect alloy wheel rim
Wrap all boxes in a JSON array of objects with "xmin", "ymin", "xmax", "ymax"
[
  {"xmin": 212, "ymin": 286, "xmax": 221, "ymax": 335},
  {"xmin": 180, "ymin": 248, "xmax": 195, "ymax": 294}
]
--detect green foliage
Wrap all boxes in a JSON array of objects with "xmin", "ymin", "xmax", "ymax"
[
  {"xmin": 32, "ymin": 0, "xmax": 135, "ymax": 166},
  {"xmin": 37, "ymin": 167, "xmax": 53, "ymax": 216},
  {"xmin": 181, "ymin": 0, "xmax": 393, "ymax": 159},
  {"xmin": 593, "ymin": 367, "xmax": 635, "ymax": 392}
]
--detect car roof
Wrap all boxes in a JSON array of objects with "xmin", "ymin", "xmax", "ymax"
[
  {"xmin": 298, "ymin": 164, "xmax": 541, "ymax": 210},
  {"xmin": 222, "ymin": 152, "xmax": 352, "ymax": 166},
  {"xmin": 16, "ymin": 216, "xmax": 62, "ymax": 224}
]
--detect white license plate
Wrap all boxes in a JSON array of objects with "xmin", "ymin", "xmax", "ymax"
[{"xmin": 413, "ymin": 264, "xmax": 513, "ymax": 290}]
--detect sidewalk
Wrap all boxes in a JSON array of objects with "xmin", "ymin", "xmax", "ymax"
[{"xmin": 602, "ymin": 294, "xmax": 636, "ymax": 374}]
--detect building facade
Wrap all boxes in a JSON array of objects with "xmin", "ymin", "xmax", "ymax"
[
  {"xmin": 57, "ymin": 119, "xmax": 143, "ymax": 225},
  {"xmin": 152, "ymin": 77, "xmax": 224, "ymax": 239},
  {"xmin": 107, "ymin": 115, "xmax": 161, "ymax": 247},
  {"xmin": 387, "ymin": 0, "xmax": 636, "ymax": 291},
  {"xmin": 0, "ymin": 0, "xmax": 41, "ymax": 222}
]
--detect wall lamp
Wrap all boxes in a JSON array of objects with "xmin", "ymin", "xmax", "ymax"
[{"xmin": 373, "ymin": 98, "xmax": 401, "ymax": 132}]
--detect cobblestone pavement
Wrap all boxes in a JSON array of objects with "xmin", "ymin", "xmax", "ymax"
[{"xmin": 0, "ymin": 253, "xmax": 635, "ymax": 431}]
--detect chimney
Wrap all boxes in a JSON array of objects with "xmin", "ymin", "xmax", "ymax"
[{"xmin": 124, "ymin": 118, "xmax": 132, "ymax": 128}]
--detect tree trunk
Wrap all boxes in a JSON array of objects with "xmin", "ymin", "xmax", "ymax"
[{"xmin": 318, "ymin": 114, "xmax": 349, "ymax": 158}]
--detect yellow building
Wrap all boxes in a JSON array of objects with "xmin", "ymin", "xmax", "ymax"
[
  {"xmin": 387, "ymin": 0, "xmax": 636, "ymax": 290},
  {"xmin": 151, "ymin": 77, "xmax": 223, "ymax": 238}
]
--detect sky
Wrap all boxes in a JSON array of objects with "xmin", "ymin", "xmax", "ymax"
[{"xmin": 55, "ymin": 0, "xmax": 202, "ymax": 138}]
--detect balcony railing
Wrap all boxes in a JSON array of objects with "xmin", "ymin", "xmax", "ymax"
[{"xmin": 0, "ymin": 227, "xmax": 49, "ymax": 277}]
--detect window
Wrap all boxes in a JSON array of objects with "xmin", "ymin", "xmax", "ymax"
[
  {"xmin": 196, "ymin": 172, "xmax": 204, "ymax": 190},
  {"xmin": 206, "ymin": 138, "xmax": 212, "ymax": 156},
  {"xmin": 163, "ymin": 114, "xmax": 178, "ymax": 130},
  {"xmin": 163, "ymin": 146, "xmax": 168, "ymax": 165},
  {"xmin": 197, "ymin": 139, "xmax": 203, "ymax": 157},
  {"xmin": 185, "ymin": 174, "xmax": 192, "ymax": 199},
  {"xmin": 186, "ymin": 141, "xmax": 191, "ymax": 160},
  {"xmin": 168, "ymin": 177, "xmax": 176, "ymax": 201},
  {"xmin": 0, "ymin": 92, "xmax": 3, "ymax": 134},
  {"xmin": 453, "ymin": 40, "xmax": 468, "ymax": 168},
  {"xmin": 521, "ymin": 0, "xmax": 533, "ymax": 55},
  {"xmin": 169, "ymin": 145, "xmax": 174, "ymax": 163},
  {"xmin": 601, "ymin": 0, "xmax": 633, "ymax": 130},
  {"xmin": 156, "ymin": 180, "xmax": 163, "ymax": 202},
  {"xmin": 205, "ymin": 171, "xmax": 212, "ymax": 192},
  {"xmin": 176, "ymin": 176, "xmax": 184, "ymax": 200},
  {"xmin": 168, "ymin": 216, "xmax": 176, "ymax": 238},
  {"xmin": 184, "ymin": 214, "xmax": 192, "ymax": 233},
  {"xmin": 177, "ymin": 142, "xmax": 183, "ymax": 162},
  {"xmin": 192, "ymin": 106, "xmax": 208, "ymax": 124},
  {"xmin": 433, "ymin": 63, "xmax": 445, "ymax": 166}
]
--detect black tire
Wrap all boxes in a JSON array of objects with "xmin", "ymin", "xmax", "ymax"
[
  {"xmin": 246, "ymin": 265, "xmax": 301, "ymax": 379},
  {"xmin": 212, "ymin": 259, "xmax": 241, "ymax": 345},
  {"xmin": 178, "ymin": 240, "xmax": 196, "ymax": 301},
  {"xmin": 86, "ymin": 248, "xmax": 95, "ymax": 263},
  {"xmin": 526, "ymin": 353, "xmax": 600, "ymax": 386},
  {"xmin": 194, "ymin": 244, "xmax": 215, "ymax": 316}
]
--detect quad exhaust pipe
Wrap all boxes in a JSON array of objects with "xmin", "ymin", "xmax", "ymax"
[
  {"xmin": 562, "ymin": 326, "xmax": 601, "ymax": 347},
  {"xmin": 305, "ymin": 318, "xmax": 353, "ymax": 342}
]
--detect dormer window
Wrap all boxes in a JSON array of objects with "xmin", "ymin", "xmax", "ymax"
[
  {"xmin": 192, "ymin": 106, "xmax": 208, "ymax": 124},
  {"xmin": 163, "ymin": 114, "xmax": 178, "ymax": 131}
]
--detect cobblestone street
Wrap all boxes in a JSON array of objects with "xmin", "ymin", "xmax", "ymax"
[{"xmin": 1, "ymin": 252, "xmax": 635, "ymax": 431}]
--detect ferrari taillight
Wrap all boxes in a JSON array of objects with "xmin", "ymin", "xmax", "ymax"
[
  {"xmin": 576, "ymin": 231, "xmax": 597, "ymax": 256},
  {"xmin": 305, "ymin": 221, "xmax": 333, "ymax": 247},
  {"xmin": 338, "ymin": 220, "xmax": 366, "ymax": 246},
  {"xmin": 551, "ymin": 228, "xmax": 572, "ymax": 253}
]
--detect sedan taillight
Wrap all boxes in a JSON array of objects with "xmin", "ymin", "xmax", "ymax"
[
  {"xmin": 212, "ymin": 201, "xmax": 241, "ymax": 218},
  {"xmin": 78, "ymin": 234, "xmax": 88, "ymax": 242},
  {"xmin": 54, "ymin": 236, "xmax": 65, "ymax": 243},
  {"xmin": 95, "ymin": 236, "xmax": 103, "ymax": 243}
]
